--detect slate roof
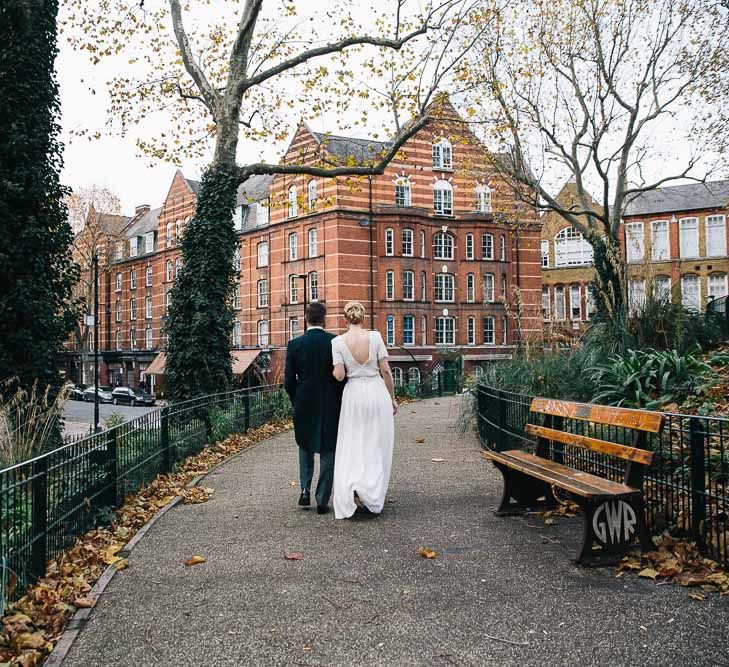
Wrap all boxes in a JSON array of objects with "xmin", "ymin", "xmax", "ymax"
[
  {"xmin": 96, "ymin": 213, "xmax": 131, "ymax": 235},
  {"xmin": 624, "ymin": 180, "xmax": 729, "ymax": 216},
  {"xmin": 124, "ymin": 207, "xmax": 162, "ymax": 239},
  {"xmin": 312, "ymin": 131, "xmax": 392, "ymax": 165},
  {"xmin": 185, "ymin": 178, "xmax": 201, "ymax": 194},
  {"xmin": 236, "ymin": 174, "xmax": 273, "ymax": 205}
]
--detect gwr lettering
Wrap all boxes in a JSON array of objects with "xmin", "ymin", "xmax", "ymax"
[{"xmin": 592, "ymin": 500, "xmax": 637, "ymax": 544}]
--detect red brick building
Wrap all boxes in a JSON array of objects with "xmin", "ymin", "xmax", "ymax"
[{"xmin": 66, "ymin": 104, "xmax": 543, "ymax": 392}]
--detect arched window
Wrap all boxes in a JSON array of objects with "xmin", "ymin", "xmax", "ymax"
[
  {"xmin": 407, "ymin": 367, "xmax": 421, "ymax": 386},
  {"xmin": 288, "ymin": 232, "xmax": 298, "ymax": 261},
  {"xmin": 115, "ymin": 330, "xmax": 122, "ymax": 351},
  {"xmin": 500, "ymin": 235, "xmax": 506, "ymax": 261},
  {"xmin": 166, "ymin": 222, "xmax": 173, "ymax": 248},
  {"xmin": 476, "ymin": 183, "xmax": 492, "ymax": 213},
  {"xmin": 466, "ymin": 234, "xmax": 474, "ymax": 260},
  {"xmin": 307, "ymin": 180, "xmax": 317, "ymax": 211},
  {"xmin": 165, "ymin": 291, "xmax": 172, "ymax": 314},
  {"xmin": 433, "ymin": 232, "xmax": 454, "ymax": 260},
  {"xmin": 420, "ymin": 230, "xmax": 426, "ymax": 258},
  {"xmin": 288, "ymin": 185, "xmax": 298, "ymax": 218},
  {"xmin": 165, "ymin": 260, "xmax": 172, "ymax": 282},
  {"xmin": 289, "ymin": 275, "xmax": 299, "ymax": 304},
  {"xmin": 308, "ymin": 228, "xmax": 318, "ymax": 257},
  {"xmin": 174, "ymin": 258, "xmax": 181, "ymax": 278},
  {"xmin": 308, "ymin": 271, "xmax": 319, "ymax": 301},
  {"xmin": 554, "ymin": 226, "xmax": 594, "ymax": 266},
  {"xmin": 145, "ymin": 296, "xmax": 153, "ymax": 319},
  {"xmin": 386, "ymin": 314, "xmax": 395, "ymax": 346},
  {"xmin": 392, "ymin": 366, "xmax": 403, "ymax": 387},
  {"xmin": 385, "ymin": 270, "xmax": 395, "ymax": 300},
  {"xmin": 130, "ymin": 298, "xmax": 137, "ymax": 320},
  {"xmin": 433, "ymin": 179, "xmax": 453, "ymax": 216},
  {"xmin": 432, "ymin": 137, "xmax": 452, "ymax": 170},
  {"xmin": 681, "ymin": 274, "xmax": 701, "ymax": 310},
  {"xmin": 257, "ymin": 320, "xmax": 269, "ymax": 347},
  {"xmin": 145, "ymin": 327, "xmax": 153, "ymax": 350},
  {"xmin": 395, "ymin": 176, "xmax": 411, "ymax": 206},
  {"xmin": 403, "ymin": 271, "xmax": 414, "ymax": 301},
  {"xmin": 467, "ymin": 316, "xmax": 476, "ymax": 345},
  {"xmin": 174, "ymin": 219, "xmax": 181, "ymax": 245},
  {"xmin": 466, "ymin": 273, "xmax": 475, "ymax": 302},
  {"xmin": 402, "ymin": 229, "xmax": 414, "ymax": 256},
  {"xmin": 232, "ymin": 322, "xmax": 242, "ymax": 347},
  {"xmin": 146, "ymin": 265, "xmax": 153, "ymax": 286},
  {"xmin": 257, "ymin": 241, "xmax": 269, "ymax": 267}
]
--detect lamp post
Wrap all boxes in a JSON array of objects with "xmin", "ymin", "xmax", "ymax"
[
  {"xmin": 295, "ymin": 273, "xmax": 308, "ymax": 331},
  {"xmin": 92, "ymin": 252, "xmax": 100, "ymax": 432}
]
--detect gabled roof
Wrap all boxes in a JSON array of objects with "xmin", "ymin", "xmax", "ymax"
[
  {"xmin": 185, "ymin": 178, "xmax": 201, "ymax": 194},
  {"xmin": 236, "ymin": 174, "xmax": 273, "ymax": 205},
  {"xmin": 95, "ymin": 212, "xmax": 131, "ymax": 235},
  {"xmin": 624, "ymin": 179, "xmax": 729, "ymax": 216},
  {"xmin": 311, "ymin": 131, "xmax": 392, "ymax": 165},
  {"xmin": 124, "ymin": 207, "xmax": 162, "ymax": 239}
]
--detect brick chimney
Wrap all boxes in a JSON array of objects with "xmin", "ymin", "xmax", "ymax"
[{"xmin": 135, "ymin": 204, "xmax": 151, "ymax": 216}]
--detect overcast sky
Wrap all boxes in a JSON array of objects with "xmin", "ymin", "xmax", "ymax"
[{"xmin": 56, "ymin": 1, "xmax": 717, "ymax": 216}]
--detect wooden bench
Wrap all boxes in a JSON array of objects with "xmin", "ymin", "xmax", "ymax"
[{"xmin": 483, "ymin": 397, "xmax": 664, "ymax": 566}]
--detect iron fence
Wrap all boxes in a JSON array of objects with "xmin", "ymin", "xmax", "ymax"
[
  {"xmin": 397, "ymin": 368, "xmax": 462, "ymax": 399},
  {"xmin": 476, "ymin": 384, "xmax": 729, "ymax": 566},
  {"xmin": 0, "ymin": 384, "xmax": 290, "ymax": 600}
]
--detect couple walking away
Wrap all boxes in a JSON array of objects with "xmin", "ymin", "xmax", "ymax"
[{"xmin": 284, "ymin": 301, "xmax": 398, "ymax": 519}]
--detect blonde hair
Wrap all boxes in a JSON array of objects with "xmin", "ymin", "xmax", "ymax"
[{"xmin": 343, "ymin": 301, "xmax": 366, "ymax": 325}]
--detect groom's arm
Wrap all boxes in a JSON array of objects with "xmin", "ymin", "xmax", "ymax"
[{"xmin": 284, "ymin": 340, "xmax": 298, "ymax": 403}]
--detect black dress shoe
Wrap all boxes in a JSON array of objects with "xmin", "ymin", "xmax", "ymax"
[
  {"xmin": 298, "ymin": 490, "xmax": 311, "ymax": 507},
  {"xmin": 317, "ymin": 505, "xmax": 330, "ymax": 515}
]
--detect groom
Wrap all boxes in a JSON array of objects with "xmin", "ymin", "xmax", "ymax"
[{"xmin": 284, "ymin": 302, "xmax": 343, "ymax": 514}]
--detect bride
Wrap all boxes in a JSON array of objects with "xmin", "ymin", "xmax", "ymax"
[{"xmin": 331, "ymin": 301, "xmax": 397, "ymax": 519}]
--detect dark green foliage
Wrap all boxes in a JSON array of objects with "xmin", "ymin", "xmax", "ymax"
[
  {"xmin": 164, "ymin": 166, "xmax": 239, "ymax": 400},
  {"xmin": 590, "ymin": 348, "xmax": 710, "ymax": 409},
  {"xmin": 0, "ymin": 0, "xmax": 79, "ymax": 396}
]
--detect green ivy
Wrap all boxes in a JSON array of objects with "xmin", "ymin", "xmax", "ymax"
[
  {"xmin": 164, "ymin": 165, "xmax": 239, "ymax": 400},
  {"xmin": 0, "ymin": 1, "xmax": 79, "ymax": 400}
]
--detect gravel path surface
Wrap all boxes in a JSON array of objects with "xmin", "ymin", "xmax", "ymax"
[{"xmin": 64, "ymin": 396, "xmax": 728, "ymax": 666}]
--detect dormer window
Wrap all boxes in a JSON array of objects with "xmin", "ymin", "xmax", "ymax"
[
  {"xmin": 432, "ymin": 138, "xmax": 452, "ymax": 170},
  {"xmin": 115, "ymin": 242, "xmax": 124, "ymax": 261},
  {"xmin": 129, "ymin": 237, "xmax": 139, "ymax": 257},
  {"xmin": 233, "ymin": 205, "xmax": 244, "ymax": 231},
  {"xmin": 288, "ymin": 185, "xmax": 298, "ymax": 218},
  {"xmin": 476, "ymin": 184, "xmax": 492, "ymax": 213},
  {"xmin": 145, "ymin": 231, "xmax": 155, "ymax": 254},
  {"xmin": 433, "ymin": 180, "xmax": 453, "ymax": 216},
  {"xmin": 308, "ymin": 180, "xmax": 317, "ymax": 211},
  {"xmin": 394, "ymin": 177, "xmax": 411, "ymax": 207}
]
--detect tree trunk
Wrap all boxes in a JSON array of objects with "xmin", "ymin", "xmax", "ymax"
[{"xmin": 590, "ymin": 234, "xmax": 629, "ymax": 349}]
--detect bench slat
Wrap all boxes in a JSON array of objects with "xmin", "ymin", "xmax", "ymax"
[
  {"xmin": 483, "ymin": 449, "xmax": 639, "ymax": 498},
  {"xmin": 530, "ymin": 398, "xmax": 664, "ymax": 433},
  {"xmin": 525, "ymin": 424, "xmax": 655, "ymax": 465}
]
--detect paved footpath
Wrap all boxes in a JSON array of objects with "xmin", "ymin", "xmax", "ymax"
[{"xmin": 65, "ymin": 397, "xmax": 728, "ymax": 667}]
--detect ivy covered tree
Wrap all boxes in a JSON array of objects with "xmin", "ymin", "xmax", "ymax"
[
  {"xmin": 0, "ymin": 0, "xmax": 79, "ymax": 396},
  {"xmin": 66, "ymin": 0, "xmax": 490, "ymax": 399}
]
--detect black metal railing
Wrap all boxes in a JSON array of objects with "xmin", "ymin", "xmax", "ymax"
[
  {"xmin": 397, "ymin": 368, "xmax": 462, "ymax": 399},
  {"xmin": 0, "ymin": 384, "xmax": 290, "ymax": 601},
  {"xmin": 476, "ymin": 384, "xmax": 729, "ymax": 567}
]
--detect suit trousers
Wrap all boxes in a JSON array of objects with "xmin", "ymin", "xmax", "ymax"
[{"xmin": 299, "ymin": 448, "xmax": 335, "ymax": 507}]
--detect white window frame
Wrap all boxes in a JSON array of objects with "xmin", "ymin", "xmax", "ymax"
[
  {"xmin": 385, "ymin": 228, "xmax": 394, "ymax": 256},
  {"xmin": 386, "ymin": 270, "xmax": 394, "ymax": 301},
  {"xmin": 115, "ymin": 299, "xmax": 121, "ymax": 322},
  {"xmin": 421, "ymin": 315, "xmax": 427, "ymax": 346},
  {"xmin": 651, "ymin": 220, "xmax": 669, "ymax": 261},
  {"xmin": 257, "ymin": 320, "xmax": 269, "ymax": 347},
  {"xmin": 289, "ymin": 275, "xmax": 299, "ymax": 304},
  {"xmin": 433, "ymin": 233, "xmax": 454, "ymax": 260},
  {"xmin": 145, "ymin": 231, "xmax": 155, "ymax": 254},
  {"xmin": 392, "ymin": 367, "xmax": 403, "ymax": 387},
  {"xmin": 130, "ymin": 297, "xmax": 137, "ymax": 320},
  {"xmin": 542, "ymin": 287, "xmax": 550, "ymax": 320},
  {"xmin": 129, "ymin": 237, "xmax": 139, "ymax": 258},
  {"xmin": 482, "ymin": 233, "xmax": 494, "ymax": 260},
  {"xmin": 288, "ymin": 232, "xmax": 298, "ymax": 261},
  {"xmin": 145, "ymin": 265, "xmax": 153, "ymax": 287},
  {"xmin": 483, "ymin": 316, "xmax": 495, "ymax": 345},
  {"xmin": 435, "ymin": 317, "xmax": 455, "ymax": 345},
  {"xmin": 257, "ymin": 279, "xmax": 268, "ymax": 308},
  {"xmin": 476, "ymin": 184, "xmax": 492, "ymax": 213},
  {"xmin": 386, "ymin": 315, "xmax": 395, "ymax": 346},
  {"xmin": 257, "ymin": 241, "xmax": 269, "ymax": 267},
  {"xmin": 681, "ymin": 274, "xmax": 701, "ymax": 310},
  {"xmin": 395, "ymin": 177, "xmax": 411, "ymax": 207},
  {"xmin": 145, "ymin": 295, "xmax": 153, "ymax": 319},
  {"xmin": 466, "ymin": 234, "xmax": 474, "ymax": 260},
  {"xmin": 232, "ymin": 322, "xmax": 242, "ymax": 347},
  {"xmin": 116, "ymin": 272, "xmax": 122, "ymax": 292},
  {"xmin": 165, "ymin": 260, "xmax": 172, "ymax": 282},
  {"xmin": 466, "ymin": 273, "xmax": 475, "ymax": 302},
  {"xmin": 130, "ymin": 269, "xmax": 137, "ymax": 290},
  {"xmin": 708, "ymin": 273, "xmax": 728, "ymax": 301},
  {"xmin": 541, "ymin": 240, "xmax": 549, "ymax": 268},
  {"xmin": 289, "ymin": 317, "xmax": 300, "ymax": 340},
  {"xmin": 403, "ymin": 270, "xmax": 414, "ymax": 301},
  {"xmin": 554, "ymin": 285, "xmax": 566, "ymax": 320},
  {"xmin": 625, "ymin": 222, "xmax": 645, "ymax": 263},
  {"xmin": 432, "ymin": 138, "xmax": 452, "ymax": 170},
  {"xmin": 654, "ymin": 276, "xmax": 671, "ymax": 302},
  {"xmin": 570, "ymin": 284, "xmax": 582, "ymax": 321},
  {"xmin": 408, "ymin": 367, "xmax": 421, "ymax": 386},
  {"xmin": 628, "ymin": 279, "xmax": 646, "ymax": 314},
  {"xmin": 233, "ymin": 285, "xmax": 241, "ymax": 310},
  {"xmin": 308, "ymin": 228, "xmax": 318, "ymax": 257},
  {"xmin": 554, "ymin": 226, "xmax": 594, "ymax": 266},
  {"xmin": 483, "ymin": 273, "xmax": 495, "ymax": 302},
  {"xmin": 403, "ymin": 315, "xmax": 415, "ymax": 346},
  {"xmin": 467, "ymin": 316, "xmax": 475, "ymax": 345},
  {"xmin": 288, "ymin": 185, "xmax": 298, "ymax": 218},
  {"xmin": 434, "ymin": 273, "xmax": 455, "ymax": 302},
  {"xmin": 307, "ymin": 180, "xmax": 317, "ymax": 211},
  {"xmin": 679, "ymin": 218, "xmax": 699, "ymax": 259},
  {"xmin": 420, "ymin": 230, "xmax": 426, "ymax": 258},
  {"xmin": 115, "ymin": 330, "xmax": 122, "ymax": 351},
  {"xmin": 402, "ymin": 229, "xmax": 414, "ymax": 257},
  {"xmin": 433, "ymin": 180, "xmax": 453, "ymax": 216},
  {"xmin": 706, "ymin": 215, "xmax": 726, "ymax": 258},
  {"xmin": 166, "ymin": 222, "xmax": 173, "ymax": 248},
  {"xmin": 309, "ymin": 271, "xmax": 319, "ymax": 301},
  {"xmin": 145, "ymin": 327, "xmax": 153, "ymax": 350}
]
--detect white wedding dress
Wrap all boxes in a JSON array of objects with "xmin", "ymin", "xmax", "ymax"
[{"xmin": 332, "ymin": 331, "xmax": 395, "ymax": 519}]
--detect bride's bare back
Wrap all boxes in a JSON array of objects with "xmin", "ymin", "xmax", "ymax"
[{"xmin": 340, "ymin": 328, "xmax": 372, "ymax": 365}]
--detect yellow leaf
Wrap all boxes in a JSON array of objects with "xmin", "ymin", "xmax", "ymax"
[
  {"xmin": 185, "ymin": 555, "xmax": 206, "ymax": 567},
  {"xmin": 73, "ymin": 596, "xmax": 95, "ymax": 608},
  {"xmin": 417, "ymin": 547, "xmax": 437, "ymax": 559},
  {"xmin": 115, "ymin": 558, "xmax": 129, "ymax": 571},
  {"xmin": 431, "ymin": 458, "xmax": 445, "ymax": 463},
  {"xmin": 639, "ymin": 568, "xmax": 659, "ymax": 580},
  {"xmin": 415, "ymin": 437, "xmax": 425, "ymax": 443},
  {"xmin": 688, "ymin": 592, "xmax": 706, "ymax": 602}
]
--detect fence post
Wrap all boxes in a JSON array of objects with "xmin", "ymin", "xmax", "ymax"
[
  {"xmin": 689, "ymin": 417, "xmax": 707, "ymax": 545},
  {"xmin": 30, "ymin": 456, "xmax": 48, "ymax": 580},
  {"xmin": 244, "ymin": 389, "xmax": 251, "ymax": 431},
  {"xmin": 160, "ymin": 406, "xmax": 171, "ymax": 472},
  {"xmin": 106, "ymin": 428, "xmax": 118, "ymax": 507},
  {"xmin": 496, "ymin": 389, "xmax": 507, "ymax": 451}
]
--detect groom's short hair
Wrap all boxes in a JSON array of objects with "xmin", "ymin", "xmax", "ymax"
[{"xmin": 306, "ymin": 302, "xmax": 326, "ymax": 327}]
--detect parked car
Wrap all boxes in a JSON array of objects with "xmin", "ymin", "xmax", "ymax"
[
  {"xmin": 66, "ymin": 384, "xmax": 86, "ymax": 401},
  {"xmin": 82, "ymin": 386, "xmax": 113, "ymax": 403},
  {"xmin": 111, "ymin": 387, "xmax": 156, "ymax": 406}
]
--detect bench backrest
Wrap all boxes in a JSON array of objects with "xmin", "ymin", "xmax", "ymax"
[{"xmin": 527, "ymin": 398, "xmax": 663, "ymax": 471}]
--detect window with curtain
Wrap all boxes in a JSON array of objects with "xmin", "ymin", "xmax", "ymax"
[
  {"xmin": 257, "ymin": 241, "xmax": 269, "ymax": 267},
  {"xmin": 651, "ymin": 220, "xmax": 669, "ymax": 260},
  {"xmin": 681, "ymin": 274, "xmax": 700, "ymax": 310},
  {"xmin": 708, "ymin": 273, "xmax": 728, "ymax": 300},
  {"xmin": 706, "ymin": 215, "xmax": 726, "ymax": 257},
  {"xmin": 554, "ymin": 285, "xmax": 566, "ymax": 320},
  {"xmin": 679, "ymin": 218, "xmax": 699, "ymax": 258},
  {"xmin": 257, "ymin": 320, "xmax": 269, "ymax": 347},
  {"xmin": 625, "ymin": 222, "xmax": 645, "ymax": 263}
]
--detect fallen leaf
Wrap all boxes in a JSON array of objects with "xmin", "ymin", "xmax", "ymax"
[
  {"xmin": 115, "ymin": 559, "xmax": 129, "ymax": 571},
  {"xmin": 12, "ymin": 632, "xmax": 46, "ymax": 651},
  {"xmin": 417, "ymin": 547, "xmax": 437, "ymax": 559},
  {"xmin": 415, "ymin": 437, "xmax": 425, "ymax": 443},
  {"xmin": 185, "ymin": 555, "xmax": 206, "ymax": 567},
  {"xmin": 688, "ymin": 592, "xmax": 706, "ymax": 602},
  {"xmin": 544, "ymin": 518, "xmax": 556, "ymax": 526},
  {"xmin": 285, "ymin": 552, "xmax": 304, "ymax": 561},
  {"xmin": 639, "ymin": 568, "xmax": 659, "ymax": 580},
  {"xmin": 73, "ymin": 597, "xmax": 95, "ymax": 609},
  {"xmin": 303, "ymin": 645, "xmax": 312, "ymax": 652},
  {"xmin": 289, "ymin": 480, "xmax": 298, "ymax": 487},
  {"xmin": 431, "ymin": 458, "xmax": 445, "ymax": 463}
]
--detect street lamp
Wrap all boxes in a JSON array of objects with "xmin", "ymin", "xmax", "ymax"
[
  {"xmin": 92, "ymin": 252, "xmax": 100, "ymax": 432},
  {"xmin": 295, "ymin": 273, "xmax": 308, "ymax": 331}
]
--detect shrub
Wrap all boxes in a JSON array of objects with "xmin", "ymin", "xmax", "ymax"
[{"xmin": 589, "ymin": 348, "xmax": 711, "ymax": 409}]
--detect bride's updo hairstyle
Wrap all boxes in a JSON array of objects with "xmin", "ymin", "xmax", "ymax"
[{"xmin": 343, "ymin": 301, "xmax": 366, "ymax": 325}]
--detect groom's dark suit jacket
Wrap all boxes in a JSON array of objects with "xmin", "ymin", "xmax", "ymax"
[{"xmin": 284, "ymin": 327, "xmax": 343, "ymax": 455}]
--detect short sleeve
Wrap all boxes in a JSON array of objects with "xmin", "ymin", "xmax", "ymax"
[
  {"xmin": 331, "ymin": 338, "xmax": 345, "ymax": 366},
  {"xmin": 375, "ymin": 331, "xmax": 388, "ymax": 360}
]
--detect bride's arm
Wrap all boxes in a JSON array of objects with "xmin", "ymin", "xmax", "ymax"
[
  {"xmin": 378, "ymin": 358, "xmax": 398, "ymax": 415},
  {"xmin": 333, "ymin": 363, "xmax": 346, "ymax": 382},
  {"xmin": 332, "ymin": 339, "xmax": 346, "ymax": 381}
]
